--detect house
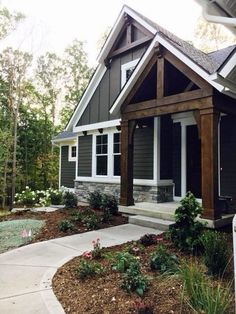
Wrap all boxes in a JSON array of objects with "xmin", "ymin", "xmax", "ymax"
[{"xmin": 53, "ymin": 5, "xmax": 236, "ymax": 223}]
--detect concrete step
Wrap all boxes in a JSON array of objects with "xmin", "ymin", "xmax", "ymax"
[
  {"xmin": 129, "ymin": 215, "xmax": 175, "ymax": 231},
  {"xmin": 119, "ymin": 204, "xmax": 176, "ymax": 221}
]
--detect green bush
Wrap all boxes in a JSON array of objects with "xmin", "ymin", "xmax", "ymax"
[
  {"xmin": 139, "ymin": 233, "xmax": 157, "ymax": 247},
  {"xmin": 63, "ymin": 191, "xmax": 78, "ymax": 208},
  {"xmin": 101, "ymin": 193, "xmax": 118, "ymax": 215},
  {"xmin": 87, "ymin": 190, "xmax": 103, "ymax": 209},
  {"xmin": 120, "ymin": 261, "xmax": 149, "ymax": 297},
  {"xmin": 111, "ymin": 251, "xmax": 137, "ymax": 273},
  {"xmin": 58, "ymin": 219, "xmax": 74, "ymax": 232},
  {"xmin": 15, "ymin": 186, "xmax": 37, "ymax": 206},
  {"xmin": 49, "ymin": 189, "xmax": 63, "ymax": 205},
  {"xmin": 82, "ymin": 211, "xmax": 99, "ymax": 230},
  {"xmin": 75, "ymin": 259, "xmax": 103, "ymax": 280},
  {"xmin": 101, "ymin": 208, "xmax": 112, "ymax": 223},
  {"xmin": 170, "ymin": 192, "xmax": 204, "ymax": 253},
  {"xmin": 200, "ymin": 230, "xmax": 229, "ymax": 276},
  {"xmin": 178, "ymin": 263, "xmax": 232, "ymax": 314},
  {"xmin": 149, "ymin": 244, "xmax": 178, "ymax": 274}
]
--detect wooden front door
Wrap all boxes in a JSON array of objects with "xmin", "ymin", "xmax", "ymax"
[{"xmin": 186, "ymin": 125, "xmax": 201, "ymax": 198}]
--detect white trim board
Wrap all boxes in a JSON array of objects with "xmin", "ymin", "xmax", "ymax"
[{"xmin": 74, "ymin": 119, "xmax": 121, "ymax": 133}]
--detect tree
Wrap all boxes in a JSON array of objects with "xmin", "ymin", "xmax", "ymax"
[
  {"xmin": 0, "ymin": 48, "xmax": 32, "ymax": 208},
  {"xmin": 194, "ymin": 17, "xmax": 236, "ymax": 53},
  {"xmin": 60, "ymin": 40, "xmax": 92, "ymax": 127},
  {"xmin": 0, "ymin": 7, "xmax": 24, "ymax": 40}
]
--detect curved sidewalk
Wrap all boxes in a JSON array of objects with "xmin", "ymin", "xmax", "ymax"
[{"xmin": 0, "ymin": 224, "xmax": 161, "ymax": 314}]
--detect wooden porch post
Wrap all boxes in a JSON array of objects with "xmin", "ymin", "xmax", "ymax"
[
  {"xmin": 200, "ymin": 107, "xmax": 221, "ymax": 219},
  {"xmin": 120, "ymin": 119, "xmax": 136, "ymax": 206}
]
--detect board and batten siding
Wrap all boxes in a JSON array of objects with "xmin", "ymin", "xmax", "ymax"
[
  {"xmin": 76, "ymin": 46, "xmax": 148, "ymax": 127},
  {"xmin": 220, "ymin": 115, "xmax": 236, "ymax": 203},
  {"xmin": 77, "ymin": 135, "xmax": 92, "ymax": 177},
  {"xmin": 160, "ymin": 115, "xmax": 173, "ymax": 180},
  {"xmin": 60, "ymin": 146, "xmax": 76, "ymax": 188},
  {"xmin": 133, "ymin": 125, "xmax": 154, "ymax": 180}
]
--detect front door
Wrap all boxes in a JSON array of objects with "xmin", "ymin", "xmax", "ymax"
[{"xmin": 186, "ymin": 125, "xmax": 201, "ymax": 198}]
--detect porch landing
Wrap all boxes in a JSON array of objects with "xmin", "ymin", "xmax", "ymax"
[{"xmin": 119, "ymin": 201, "xmax": 235, "ymax": 229}]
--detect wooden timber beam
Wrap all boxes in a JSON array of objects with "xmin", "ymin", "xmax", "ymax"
[
  {"xmin": 123, "ymin": 97, "xmax": 213, "ymax": 120},
  {"xmin": 156, "ymin": 57, "xmax": 164, "ymax": 99}
]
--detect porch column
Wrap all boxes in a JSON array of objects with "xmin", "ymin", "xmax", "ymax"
[
  {"xmin": 120, "ymin": 119, "xmax": 136, "ymax": 206},
  {"xmin": 200, "ymin": 108, "xmax": 221, "ymax": 219}
]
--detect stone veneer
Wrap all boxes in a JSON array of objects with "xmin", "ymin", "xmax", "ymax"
[{"xmin": 74, "ymin": 181, "xmax": 173, "ymax": 203}]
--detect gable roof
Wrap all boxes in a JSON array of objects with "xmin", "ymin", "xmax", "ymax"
[{"xmin": 66, "ymin": 5, "xmax": 236, "ymax": 132}]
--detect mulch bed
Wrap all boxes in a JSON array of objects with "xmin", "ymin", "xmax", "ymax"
[
  {"xmin": 52, "ymin": 237, "xmax": 234, "ymax": 314},
  {"xmin": 0, "ymin": 207, "xmax": 128, "ymax": 244}
]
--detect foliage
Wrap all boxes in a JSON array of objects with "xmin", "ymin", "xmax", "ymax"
[
  {"xmin": 126, "ymin": 241, "xmax": 144, "ymax": 256},
  {"xmin": 87, "ymin": 190, "xmax": 103, "ymax": 209},
  {"xmin": 200, "ymin": 230, "xmax": 229, "ymax": 276},
  {"xmin": 81, "ymin": 211, "xmax": 99, "ymax": 230},
  {"xmin": 75, "ymin": 259, "xmax": 103, "ymax": 280},
  {"xmin": 58, "ymin": 219, "xmax": 74, "ymax": 232},
  {"xmin": 169, "ymin": 192, "xmax": 204, "ymax": 253},
  {"xmin": 91, "ymin": 238, "xmax": 102, "ymax": 259},
  {"xmin": 111, "ymin": 251, "xmax": 137, "ymax": 273},
  {"xmin": 178, "ymin": 262, "xmax": 232, "ymax": 314},
  {"xmin": 49, "ymin": 189, "xmax": 63, "ymax": 205},
  {"xmin": 101, "ymin": 193, "xmax": 118, "ymax": 215},
  {"xmin": 63, "ymin": 191, "xmax": 78, "ymax": 208},
  {"xmin": 120, "ymin": 261, "xmax": 149, "ymax": 297},
  {"xmin": 139, "ymin": 233, "xmax": 157, "ymax": 247},
  {"xmin": 15, "ymin": 186, "xmax": 37, "ymax": 206},
  {"xmin": 149, "ymin": 244, "xmax": 178, "ymax": 274}
]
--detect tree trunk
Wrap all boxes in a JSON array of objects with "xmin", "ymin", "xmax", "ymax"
[{"xmin": 10, "ymin": 108, "xmax": 18, "ymax": 210}]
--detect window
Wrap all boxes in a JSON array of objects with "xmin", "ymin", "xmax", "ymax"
[
  {"xmin": 121, "ymin": 58, "xmax": 139, "ymax": 87},
  {"xmin": 96, "ymin": 134, "xmax": 108, "ymax": 175},
  {"xmin": 68, "ymin": 144, "xmax": 77, "ymax": 161},
  {"xmin": 113, "ymin": 133, "xmax": 121, "ymax": 176}
]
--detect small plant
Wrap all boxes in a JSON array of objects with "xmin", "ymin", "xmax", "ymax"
[
  {"xmin": 49, "ymin": 189, "xmax": 63, "ymax": 205},
  {"xmin": 139, "ymin": 233, "xmax": 157, "ymax": 247},
  {"xmin": 120, "ymin": 261, "xmax": 149, "ymax": 297},
  {"xmin": 75, "ymin": 259, "xmax": 103, "ymax": 280},
  {"xmin": 58, "ymin": 219, "xmax": 74, "ymax": 232},
  {"xmin": 15, "ymin": 186, "xmax": 37, "ymax": 206},
  {"xmin": 132, "ymin": 301, "xmax": 154, "ymax": 314},
  {"xmin": 169, "ymin": 192, "xmax": 204, "ymax": 253},
  {"xmin": 127, "ymin": 241, "xmax": 144, "ymax": 256},
  {"xmin": 82, "ymin": 211, "xmax": 99, "ymax": 230},
  {"xmin": 101, "ymin": 193, "xmax": 118, "ymax": 215},
  {"xmin": 178, "ymin": 262, "xmax": 233, "ymax": 314},
  {"xmin": 63, "ymin": 191, "xmax": 78, "ymax": 208},
  {"xmin": 149, "ymin": 244, "xmax": 178, "ymax": 274},
  {"xmin": 101, "ymin": 208, "xmax": 112, "ymax": 223},
  {"xmin": 91, "ymin": 238, "xmax": 102, "ymax": 259},
  {"xmin": 200, "ymin": 230, "xmax": 229, "ymax": 276},
  {"xmin": 87, "ymin": 190, "xmax": 103, "ymax": 209},
  {"xmin": 111, "ymin": 251, "xmax": 137, "ymax": 273}
]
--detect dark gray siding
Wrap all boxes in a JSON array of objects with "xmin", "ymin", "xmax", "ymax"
[
  {"xmin": 220, "ymin": 115, "xmax": 236, "ymax": 203},
  {"xmin": 160, "ymin": 115, "xmax": 173, "ymax": 179},
  {"xmin": 78, "ymin": 135, "xmax": 92, "ymax": 177},
  {"xmin": 173, "ymin": 123, "xmax": 181, "ymax": 196},
  {"xmin": 133, "ymin": 125, "xmax": 153, "ymax": 180},
  {"xmin": 76, "ymin": 45, "xmax": 148, "ymax": 127},
  {"xmin": 60, "ymin": 146, "xmax": 75, "ymax": 188}
]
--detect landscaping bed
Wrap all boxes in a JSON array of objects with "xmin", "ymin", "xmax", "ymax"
[{"xmin": 52, "ymin": 236, "xmax": 234, "ymax": 314}]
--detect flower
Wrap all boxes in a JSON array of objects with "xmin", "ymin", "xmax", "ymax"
[{"xmin": 82, "ymin": 251, "xmax": 92, "ymax": 259}]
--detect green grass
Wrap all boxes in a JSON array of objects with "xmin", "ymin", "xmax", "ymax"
[{"xmin": 0, "ymin": 219, "xmax": 45, "ymax": 253}]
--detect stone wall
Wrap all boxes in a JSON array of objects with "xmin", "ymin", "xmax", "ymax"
[{"xmin": 74, "ymin": 181, "xmax": 173, "ymax": 203}]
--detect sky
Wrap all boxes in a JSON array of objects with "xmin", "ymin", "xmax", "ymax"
[{"xmin": 0, "ymin": 0, "xmax": 203, "ymax": 65}]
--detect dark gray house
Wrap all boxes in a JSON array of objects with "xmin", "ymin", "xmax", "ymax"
[{"xmin": 53, "ymin": 5, "xmax": 236, "ymax": 223}]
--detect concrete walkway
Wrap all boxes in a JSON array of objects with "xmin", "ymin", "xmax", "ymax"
[{"xmin": 0, "ymin": 224, "xmax": 161, "ymax": 314}]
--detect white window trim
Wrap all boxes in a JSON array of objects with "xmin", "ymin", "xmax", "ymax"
[
  {"xmin": 68, "ymin": 144, "xmax": 77, "ymax": 162},
  {"xmin": 121, "ymin": 58, "xmax": 140, "ymax": 88},
  {"xmin": 94, "ymin": 133, "xmax": 109, "ymax": 177},
  {"xmin": 112, "ymin": 132, "xmax": 121, "ymax": 178}
]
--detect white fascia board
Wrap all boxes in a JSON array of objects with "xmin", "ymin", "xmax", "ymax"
[
  {"xmin": 73, "ymin": 119, "xmax": 121, "ymax": 133},
  {"xmin": 52, "ymin": 136, "xmax": 77, "ymax": 144},
  {"xmin": 219, "ymin": 51, "xmax": 236, "ymax": 78},
  {"xmin": 66, "ymin": 64, "xmax": 107, "ymax": 131},
  {"xmin": 97, "ymin": 5, "xmax": 156, "ymax": 63},
  {"xmin": 110, "ymin": 36, "xmax": 158, "ymax": 116}
]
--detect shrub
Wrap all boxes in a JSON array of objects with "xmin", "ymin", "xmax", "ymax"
[
  {"xmin": 127, "ymin": 241, "xmax": 144, "ymax": 256},
  {"xmin": 101, "ymin": 194, "xmax": 118, "ymax": 215},
  {"xmin": 169, "ymin": 192, "xmax": 204, "ymax": 253},
  {"xmin": 139, "ymin": 234, "xmax": 157, "ymax": 247},
  {"xmin": 49, "ymin": 189, "xmax": 63, "ymax": 205},
  {"xmin": 150, "ymin": 244, "xmax": 178, "ymax": 274},
  {"xmin": 15, "ymin": 187, "xmax": 37, "ymax": 206},
  {"xmin": 87, "ymin": 190, "xmax": 103, "ymax": 209},
  {"xmin": 111, "ymin": 251, "xmax": 137, "ymax": 273},
  {"xmin": 120, "ymin": 261, "xmax": 149, "ymax": 297},
  {"xmin": 200, "ymin": 230, "xmax": 229, "ymax": 276},
  {"xmin": 82, "ymin": 211, "xmax": 99, "ymax": 230},
  {"xmin": 58, "ymin": 219, "xmax": 74, "ymax": 232},
  {"xmin": 91, "ymin": 238, "xmax": 102, "ymax": 259},
  {"xmin": 101, "ymin": 208, "xmax": 112, "ymax": 223},
  {"xmin": 178, "ymin": 263, "xmax": 232, "ymax": 314},
  {"xmin": 63, "ymin": 191, "xmax": 78, "ymax": 208},
  {"xmin": 75, "ymin": 259, "xmax": 103, "ymax": 280}
]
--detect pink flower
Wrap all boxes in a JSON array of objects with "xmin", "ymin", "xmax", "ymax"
[{"xmin": 82, "ymin": 251, "xmax": 92, "ymax": 259}]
